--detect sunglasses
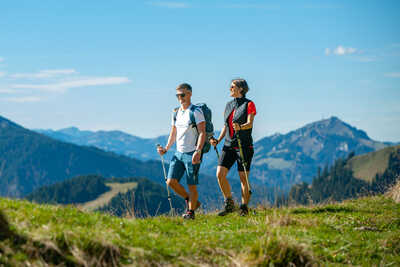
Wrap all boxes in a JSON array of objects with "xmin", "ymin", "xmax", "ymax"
[{"xmin": 176, "ymin": 93, "xmax": 186, "ymax": 98}]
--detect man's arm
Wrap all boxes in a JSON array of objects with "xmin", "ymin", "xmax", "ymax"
[
  {"xmin": 166, "ymin": 126, "xmax": 177, "ymax": 151},
  {"xmin": 157, "ymin": 126, "xmax": 176, "ymax": 155},
  {"xmin": 192, "ymin": 121, "xmax": 205, "ymax": 164}
]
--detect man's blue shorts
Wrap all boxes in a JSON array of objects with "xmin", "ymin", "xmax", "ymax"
[{"xmin": 167, "ymin": 151, "xmax": 200, "ymax": 185}]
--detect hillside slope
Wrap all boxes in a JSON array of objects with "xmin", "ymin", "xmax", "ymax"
[
  {"xmin": 0, "ymin": 115, "xmax": 162, "ymax": 197},
  {"xmin": 347, "ymin": 145, "xmax": 400, "ymax": 182},
  {"xmin": 287, "ymin": 145, "xmax": 400, "ymax": 205},
  {"xmin": 27, "ymin": 175, "xmax": 186, "ymax": 217},
  {"xmin": 1, "ymin": 196, "xmax": 399, "ymax": 266}
]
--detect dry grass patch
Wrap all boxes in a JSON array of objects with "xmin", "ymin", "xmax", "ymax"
[
  {"xmin": 243, "ymin": 232, "xmax": 317, "ymax": 266},
  {"xmin": 80, "ymin": 182, "xmax": 137, "ymax": 211},
  {"xmin": 385, "ymin": 176, "xmax": 400, "ymax": 203}
]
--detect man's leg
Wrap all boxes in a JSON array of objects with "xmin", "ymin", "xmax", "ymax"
[
  {"xmin": 188, "ymin": 185, "xmax": 198, "ymax": 210},
  {"xmin": 167, "ymin": 178, "xmax": 189, "ymax": 199},
  {"xmin": 167, "ymin": 153, "xmax": 189, "ymax": 201},
  {"xmin": 216, "ymin": 166, "xmax": 232, "ymax": 199}
]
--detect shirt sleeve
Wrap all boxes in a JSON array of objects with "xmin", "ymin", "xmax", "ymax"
[
  {"xmin": 194, "ymin": 108, "xmax": 205, "ymax": 125},
  {"xmin": 248, "ymin": 101, "xmax": 257, "ymax": 115}
]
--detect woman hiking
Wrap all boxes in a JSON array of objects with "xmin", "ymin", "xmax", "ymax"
[{"xmin": 210, "ymin": 78, "xmax": 257, "ymax": 216}]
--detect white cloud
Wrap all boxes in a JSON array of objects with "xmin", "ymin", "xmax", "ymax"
[
  {"xmin": 11, "ymin": 69, "xmax": 77, "ymax": 79},
  {"xmin": 12, "ymin": 76, "xmax": 131, "ymax": 93},
  {"xmin": 1, "ymin": 96, "xmax": 42, "ymax": 103},
  {"xmin": 384, "ymin": 72, "xmax": 400, "ymax": 78},
  {"xmin": 0, "ymin": 57, "xmax": 4, "ymax": 62},
  {"xmin": 333, "ymin": 45, "xmax": 357, "ymax": 55},
  {"xmin": 149, "ymin": 1, "xmax": 189, "ymax": 8},
  {"xmin": 325, "ymin": 45, "xmax": 357, "ymax": 56}
]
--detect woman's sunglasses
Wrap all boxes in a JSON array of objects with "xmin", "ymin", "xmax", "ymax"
[{"xmin": 176, "ymin": 93, "xmax": 186, "ymax": 98}]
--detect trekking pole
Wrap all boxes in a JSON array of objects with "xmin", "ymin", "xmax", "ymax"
[
  {"xmin": 214, "ymin": 146, "xmax": 220, "ymax": 158},
  {"xmin": 156, "ymin": 144, "xmax": 174, "ymax": 215},
  {"xmin": 235, "ymin": 131, "xmax": 252, "ymax": 196}
]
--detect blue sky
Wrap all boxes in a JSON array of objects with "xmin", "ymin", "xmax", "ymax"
[{"xmin": 1, "ymin": 0, "xmax": 399, "ymax": 142}]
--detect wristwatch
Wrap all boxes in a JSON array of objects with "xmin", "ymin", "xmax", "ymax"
[{"xmin": 195, "ymin": 149, "xmax": 202, "ymax": 153}]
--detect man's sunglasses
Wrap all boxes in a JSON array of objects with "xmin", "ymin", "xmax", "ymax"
[{"xmin": 176, "ymin": 93, "xmax": 186, "ymax": 98}]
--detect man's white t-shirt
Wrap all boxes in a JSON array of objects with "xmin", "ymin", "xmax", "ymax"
[{"xmin": 171, "ymin": 104, "xmax": 205, "ymax": 153}]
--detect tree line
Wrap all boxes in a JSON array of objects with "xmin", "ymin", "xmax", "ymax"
[{"xmin": 281, "ymin": 149, "xmax": 400, "ymax": 205}]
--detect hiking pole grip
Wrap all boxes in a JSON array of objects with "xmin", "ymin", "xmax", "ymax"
[{"xmin": 156, "ymin": 144, "xmax": 168, "ymax": 182}]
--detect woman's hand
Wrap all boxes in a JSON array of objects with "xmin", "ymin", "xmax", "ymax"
[
  {"xmin": 233, "ymin": 123, "xmax": 241, "ymax": 132},
  {"xmin": 209, "ymin": 137, "xmax": 218, "ymax": 147}
]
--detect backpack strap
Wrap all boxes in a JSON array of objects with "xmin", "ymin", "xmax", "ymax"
[
  {"xmin": 173, "ymin": 107, "xmax": 179, "ymax": 124},
  {"xmin": 189, "ymin": 105, "xmax": 197, "ymax": 130}
]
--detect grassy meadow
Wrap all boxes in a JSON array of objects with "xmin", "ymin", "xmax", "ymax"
[{"xmin": 0, "ymin": 195, "xmax": 399, "ymax": 266}]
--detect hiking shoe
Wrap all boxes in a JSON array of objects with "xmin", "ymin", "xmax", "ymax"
[
  {"xmin": 239, "ymin": 204, "xmax": 249, "ymax": 216},
  {"xmin": 218, "ymin": 198, "xmax": 235, "ymax": 216},
  {"xmin": 182, "ymin": 210, "xmax": 195, "ymax": 220}
]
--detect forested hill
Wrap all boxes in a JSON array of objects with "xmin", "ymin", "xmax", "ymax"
[
  {"xmin": 27, "ymin": 175, "xmax": 185, "ymax": 217},
  {"xmin": 0, "ymin": 115, "xmax": 164, "ymax": 197},
  {"xmin": 286, "ymin": 145, "xmax": 400, "ymax": 205}
]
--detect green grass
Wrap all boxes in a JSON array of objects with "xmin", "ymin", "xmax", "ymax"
[
  {"xmin": 1, "ymin": 196, "xmax": 399, "ymax": 266},
  {"xmin": 80, "ymin": 182, "xmax": 137, "ymax": 211}
]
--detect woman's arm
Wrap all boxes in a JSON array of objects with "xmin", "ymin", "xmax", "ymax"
[
  {"xmin": 217, "ymin": 125, "xmax": 227, "ymax": 143},
  {"xmin": 233, "ymin": 114, "xmax": 255, "ymax": 131}
]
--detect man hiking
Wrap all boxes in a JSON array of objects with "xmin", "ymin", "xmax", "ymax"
[{"xmin": 157, "ymin": 83, "xmax": 206, "ymax": 220}]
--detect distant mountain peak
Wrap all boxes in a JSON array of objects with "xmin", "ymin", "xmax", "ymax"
[
  {"xmin": 296, "ymin": 116, "xmax": 370, "ymax": 140},
  {"xmin": 59, "ymin": 127, "xmax": 80, "ymax": 134},
  {"xmin": 0, "ymin": 115, "xmax": 22, "ymax": 130}
]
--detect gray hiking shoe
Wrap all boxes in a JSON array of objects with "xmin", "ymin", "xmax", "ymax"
[{"xmin": 218, "ymin": 198, "xmax": 235, "ymax": 216}]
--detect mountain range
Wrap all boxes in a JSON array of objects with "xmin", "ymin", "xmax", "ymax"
[{"xmin": 35, "ymin": 116, "xmax": 396, "ymax": 191}]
